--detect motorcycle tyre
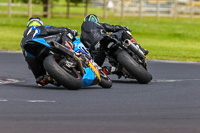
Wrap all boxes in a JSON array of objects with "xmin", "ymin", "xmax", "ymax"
[
  {"xmin": 43, "ymin": 55, "xmax": 82, "ymax": 90},
  {"xmin": 116, "ymin": 50, "xmax": 152, "ymax": 84},
  {"xmin": 98, "ymin": 75, "xmax": 112, "ymax": 88}
]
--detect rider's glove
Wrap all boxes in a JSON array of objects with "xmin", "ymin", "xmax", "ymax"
[
  {"xmin": 123, "ymin": 26, "xmax": 131, "ymax": 32},
  {"xmin": 72, "ymin": 30, "xmax": 78, "ymax": 36},
  {"xmin": 114, "ymin": 25, "xmax": 124, "ymax": 31},
  {"xmin": 65, "ymin": 30, "xmax": 78, "ymax": 40}
]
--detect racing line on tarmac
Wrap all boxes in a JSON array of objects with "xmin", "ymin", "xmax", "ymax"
[
  {"xmin": 0, "ymin": 50, "xmax": 200, "ymax": 84},
  {"xmin": 0, "ymin": 98, "xmax": 56, "ymax": 103}
]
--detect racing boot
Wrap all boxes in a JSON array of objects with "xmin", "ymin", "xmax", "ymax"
[
  {"xmin": 36, "ymin": 75, "xmax": 60, "ymax": 87},
  {"xmin": 102, "ymin": 66, "xmax": 116, "ymax": 75}
]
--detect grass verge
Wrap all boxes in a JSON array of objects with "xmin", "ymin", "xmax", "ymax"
[{"xmin": 0, "ymin": 15, "xmax": 200, "ymax": 62}]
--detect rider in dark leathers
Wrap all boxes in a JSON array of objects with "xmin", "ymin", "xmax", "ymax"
[
  {"xmin": 80, "ymin": 14, "xmax": 148, "ymax": 70},
  {"xmin": 20, "ymin": 17, "xmax": 77, "ymax": 86}
]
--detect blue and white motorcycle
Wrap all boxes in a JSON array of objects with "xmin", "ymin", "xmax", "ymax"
[{"xmin": 24, "ymin": 37, "xmax": 112, "ymax": 90}]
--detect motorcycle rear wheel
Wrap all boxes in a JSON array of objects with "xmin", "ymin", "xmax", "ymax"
[
  {"xmin": 116, "ymin": 50, "xmax": 152, "ymax": 84},
  {"xmin": 43, "ymin": 55, "xmax": 82, "ymax": 90}
]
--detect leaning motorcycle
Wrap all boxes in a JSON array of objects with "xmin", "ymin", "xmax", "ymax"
[
  {"xmin": 94, "ymin": 29, "xmax": 152, "ymax": 84},
  {"xmin": 24, "ymin": 37, "xmax": 112, "ymax": 90}
]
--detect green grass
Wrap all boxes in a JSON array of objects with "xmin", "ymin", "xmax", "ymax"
[
  {"xmin": 0, "ymin": 14, "xmax": 200, "ymax": 62},
  {"xmin": 0, "ymin": 0, "xmax": 199, "ymax": 62}
]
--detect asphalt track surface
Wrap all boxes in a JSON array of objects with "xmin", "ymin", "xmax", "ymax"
[{"xmin": 0, "ymin": 51, "xmax": 200, "ymax": 133}]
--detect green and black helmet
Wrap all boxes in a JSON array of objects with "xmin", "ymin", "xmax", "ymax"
[{"xmin": 27, "ymin": 17, "xmax": 43, "ymax": 27}]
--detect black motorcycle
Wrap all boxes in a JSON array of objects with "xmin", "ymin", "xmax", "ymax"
[
  {"xmin": 24, "ymin": 37, "xmax": 112, "ymax": 90},
  {"xmin": 95, "ymin": 30, "xmax": 152, "ymax": 84}
]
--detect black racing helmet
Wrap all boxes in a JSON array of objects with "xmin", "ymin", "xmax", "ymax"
[
  {"xmin": 83, "ymin": 14, "xmax": 99, "ymax": 23},
  {"xmin": 27, "ymin": 17, "xmax": 43, "ymax": 27}
]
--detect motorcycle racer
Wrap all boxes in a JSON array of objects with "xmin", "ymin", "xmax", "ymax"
[
  {"xmin": 80, "ymin": 14, "xmax": 149, "ymax": 73},
  {"xmin": 20, "ymin": 17, "xmax": 78, "ymax": 86}
]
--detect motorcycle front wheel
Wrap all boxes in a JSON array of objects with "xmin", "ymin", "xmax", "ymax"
[
  {"xmin": 98, "ymin": 70, "xmax": 112, "ymax": 88},
  {"xmin": 43, "ymin": 55, "xmax": 82, "ymax": 90},
  {"xmin": 116, "ymin": 50, "xmax": 152, "ymax": 84}
]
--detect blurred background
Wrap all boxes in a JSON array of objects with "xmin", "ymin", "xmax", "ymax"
[
  {"xmin": 1, "ymin": 0, "xmax": 200, "ymax": 19},
  {"xmin": 0, "ymin": 0, "xmax": 200, "ymax": 62}
]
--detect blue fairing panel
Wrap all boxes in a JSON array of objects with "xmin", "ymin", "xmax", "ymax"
[
  {"xmin": 82, "ymin": 67, "xmax": 95, "ymax": 87},
  {"xmin": 30, "ymin": 38, "xmax": 51, "ymax": 48},
  {"xmin": 73, "ymin": 36, "xmax": 91, "ymax": 57},
  {"xmin": 44, "ymin": 25, "xmax": 52, "ymax": 27}
]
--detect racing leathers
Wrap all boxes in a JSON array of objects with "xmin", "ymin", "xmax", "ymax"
[
  {"xmin": 80, "ymin": 21, "xmax": 144, "ymax": 66},
  {"xmin": 20, "ymin": 25, "xmax": 77, "ymax": 81}
]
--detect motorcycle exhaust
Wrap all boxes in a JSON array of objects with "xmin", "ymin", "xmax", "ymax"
[
  {"xmin": 74, "ymin": 55, "xmax": 85, "ymax": 76},
  {"xmin": 124, "ymin": 39, "xmax": 145, "ymax": 59},
  {"xmin": 50, "ymin": 41, "xmax": 74, "ymax": 58},
  {"xmin": 50, "ymin": 41, "xmax": 85, "ymax": 76}
]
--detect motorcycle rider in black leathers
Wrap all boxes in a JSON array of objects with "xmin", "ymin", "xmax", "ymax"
[
  {"xmin": 20, "ymin": 17, "xmax": 77, "ymax": 86},
  {"xmin": 80, "ymin": 14, "xmax": 148, "ymax": 74}
]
